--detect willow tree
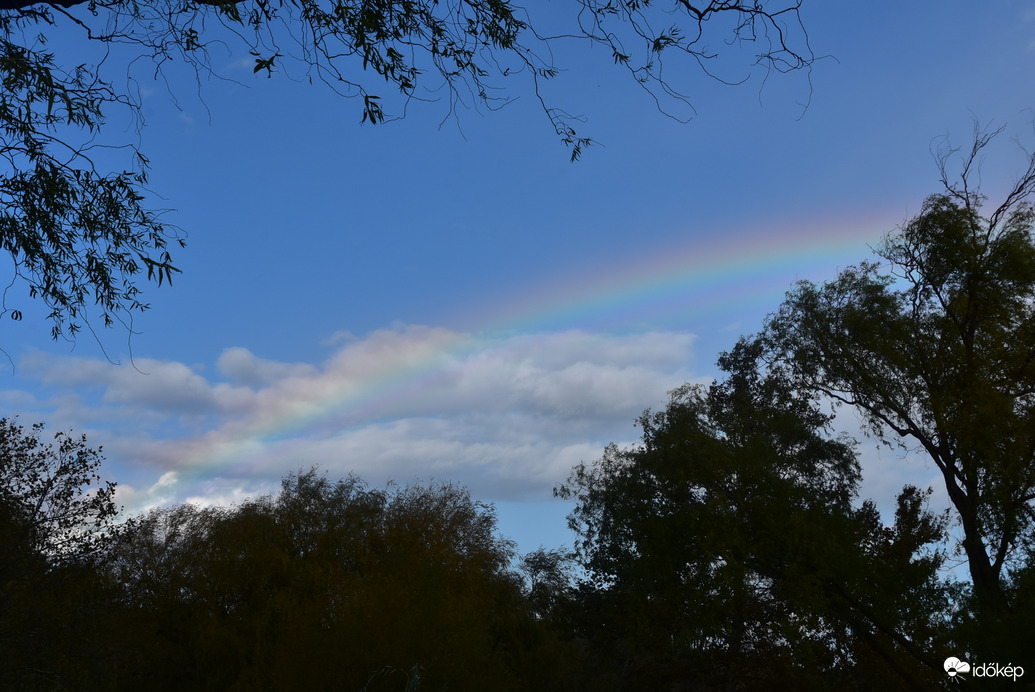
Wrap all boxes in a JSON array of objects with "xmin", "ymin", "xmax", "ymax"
[
  {"xmin": 761, "ymin": 128, "xmax": 1035, "ymax": 649},
  {"xmin": 0, "ymin": 1, "xmax": 815, "ymax": 349}
]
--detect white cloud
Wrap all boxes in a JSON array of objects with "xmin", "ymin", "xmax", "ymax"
[
  {"xmin": 18, "ymin": 326, "xmax": 702, "ymax": 506},
  {"xmin": 14, "ymin": 324, "xmax": 949, "ymax": 529},
  {"xmin": 217, "ymin": 346, "xmax": 318, "ymax": 387},
  {"xmin": 0, "ymin": 388, "xmax": 40, "ymax": 410},
  {"xmin": 23, "ymin": 352, "xmax": 253, "ymax": 418},
  {"xmin": 113, "ymin": 471, "xmax": 183, "ymax": 516},
  {"xmin": 15, "ymin": 323, "xmax": 956, "ymax": 551}
]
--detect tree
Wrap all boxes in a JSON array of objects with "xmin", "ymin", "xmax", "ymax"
[
  {"xmin": 556, "ymin": 341, "xmax": 954, "ymax": 689},
  {"xmin": 0, "ymin": 0, "xmax": 814, "ymax": 347},
  {"xmin": 0, "ymin": 417, "xmax": 118, "ymax": 565},
  {"xmin": 0, "ymin": 418, "xmax": 122, "ymax": 689},
  {"xmin": 759, "ymin": 126, "xmax": 1035, "ymax": 658},
  {"xmin": 519, "ymin": 546, "xmax": 576, "ymax": 621},
  {"xmin": 105, "ymin": 469, "xmax": 575, "ymax": 689}
]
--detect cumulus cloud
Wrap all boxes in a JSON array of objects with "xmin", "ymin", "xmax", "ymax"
[
  {"xmin": 216, "ymin": 347, "xmax": 318, "ymax": 387},
  {"xmin": 15, "ymin": 324, "xmax": 945, "ymax": 529},
  {"xmin": 18, "ymin": 326, "xmax": 703, "ymax": 506},
  {"xmin": 22, "ymin": 352, "xmax": 253, "ymax": 418},
  {"xmin": 112, "ymin": 471, "xmax": 182, "ymax": 516}
]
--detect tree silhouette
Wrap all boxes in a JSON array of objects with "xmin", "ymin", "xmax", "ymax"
[
  {"xmin": 760, "ymin": 126, "xmax": 1035, "ymax": 660},
  {"xmin": 557, "ymin": 341, "xmax": 953, "ymax": 689},
  {"xmin": 0, "ymin": 417, "xmax": 118, "ymax": 566},
  {"xmin": 0, "ymin": 418, "xmax": 122, "ymax": 689},
  {"xmin": 106, "ymin": 469, "xmax": 575, "ymax": 689}
]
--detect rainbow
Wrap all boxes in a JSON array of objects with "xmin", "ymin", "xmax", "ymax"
[
  {"xmin": 453, "ymin": 209, "xmax": 895, "ymax": 336},
  {"xmin": 181, "ymin": 209, "xmax": 896, "ymax": 484}
]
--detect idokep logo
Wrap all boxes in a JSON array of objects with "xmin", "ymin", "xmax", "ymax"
[
  {"xmin": 945, "ymin": 657, "xmax": 970, "ymax": 682},
  {"xmin": 944, "ymin": 656, "xmax": 1026, "ymax": 683}
]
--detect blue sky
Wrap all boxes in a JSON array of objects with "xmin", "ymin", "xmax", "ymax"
[{"xmin": 3, "ymin": 1, "xmax": 1035, "ymax": 554}]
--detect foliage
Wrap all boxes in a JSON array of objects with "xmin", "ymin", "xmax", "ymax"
[
  {"xmin": 0, "ymin": 418, "xmax": 123, "ymax": 690},
  {"xmin": 519, "ymin": 545, "xmax": 576, "ymax": 621},
  {"xmin": 759, "ymin": 127, "xmax": 1035, "ymax": 656},
  {"xmin": 556, "ymin": 342, "xmax": 955, "ymax": 689},
  {"xmin": 0, "ymin": 416, "xmax": 118, "ymax": 564},
  {"xmin": 0, "ymin": 0, "xmax": 813, "ymax": 347},
  {"xmin": 0, "ymin": 14, "xmax": 185, "ymax": 346},
  {"xmin": 105, "ymin": 469, "xmax": 574, "ymax": 690},
  {"xmin": 0, "ymin": 407, "xmax": 975, "ymax": 687}
]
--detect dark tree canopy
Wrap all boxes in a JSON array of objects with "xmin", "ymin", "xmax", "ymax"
[
  {"xmin": 0, "ymin": 0, "xmax": 814, "ymax": 348},
  {"xmin": 556, "ymin": 342, "xmax": 954, "ymax": 689},
  {"xmin": 759, "ymin": 127, "xmax": 1035, "ymax": 660},
  {"xmin": 0, "ymin": 418, "xmax": 122, "ymax": 689},
  {"xmin": 519, "ymin": 545, "xmax": 576, "ymax": 621},
  {"xmin": 0, "ymin": 441, "xmax": 587, "ymax": 689},
  {"xmin": 103, "ymin": 469, "xmax": 581, "ymax": 689}
]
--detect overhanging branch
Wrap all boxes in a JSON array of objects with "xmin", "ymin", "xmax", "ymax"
[{"xmin": 0, "ymin": 0, "xmax": 87, "ymax": 10}]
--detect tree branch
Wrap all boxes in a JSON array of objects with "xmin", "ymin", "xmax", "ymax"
[{"xmin": 0, "ymin": 0, "xmax": 85, "ymax": 10}]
